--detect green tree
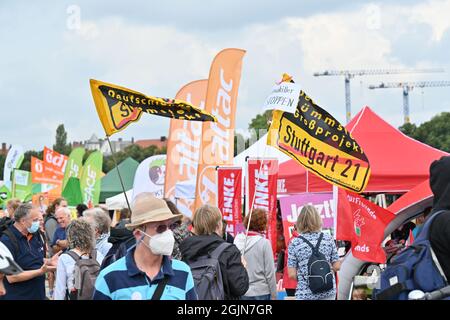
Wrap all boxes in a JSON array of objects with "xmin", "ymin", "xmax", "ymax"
[
  {"xmin": 53, "ymin": 124, "xmax": 72, "ymax": 155},
  {"xmin": 399, "ymin": 112, "xmax": 450, "ymax": 152},
  {"xmin": 19, "ymin": 150, "xmax": 43, "ymax": 172},
  {"xmin": 248, "ymin": 110, "xmax": 271, "ymax": 133}
]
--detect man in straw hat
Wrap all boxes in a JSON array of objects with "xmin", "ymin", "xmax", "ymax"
[{"xmin": 93, "ymin": 193, "xmax": 197, "ymax": 300}]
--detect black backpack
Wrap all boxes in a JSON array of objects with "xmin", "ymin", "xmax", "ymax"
[
  {"xmin": 186, "ymin": 242, "xmax": 231, "ymax": 300},
  {"xmin": 0, "ymin": 217, "xmax": 18, "ymax": 254},
  {"xmin": 299, "ymin": 233, "xmax": 334, "ymax": 294},
  {"xmin": 100, "ymin": 228, "xmax": 136, "ymax": 270}
]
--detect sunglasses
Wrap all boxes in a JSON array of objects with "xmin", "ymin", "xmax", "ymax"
[{"xmin": 151, "ymin": 221, "xmax": 181, "ymax": 234}]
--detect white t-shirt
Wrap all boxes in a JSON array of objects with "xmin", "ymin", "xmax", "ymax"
[{"xmin": 53, "ymin": 250, "xmax": 104, "ymax": 300}]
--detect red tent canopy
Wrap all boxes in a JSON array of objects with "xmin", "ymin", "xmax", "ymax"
[{"xmin": 277, "ymin": 106, "xmax": 448, "ymax": 194}]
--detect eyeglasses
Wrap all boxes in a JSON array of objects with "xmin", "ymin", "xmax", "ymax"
[{"xmin": 151, "ymin": 221, "xmax": 181, "ymax": 234}]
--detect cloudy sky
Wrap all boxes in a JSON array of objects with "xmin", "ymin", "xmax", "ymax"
[{"xmin": 1, "ymin": 0, "xmax": 449, "ymax": 151}]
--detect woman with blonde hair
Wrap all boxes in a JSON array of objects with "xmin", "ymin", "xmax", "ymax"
[
  {"xmin": 179, "ymin": 204, "xmax": 249, "ymax": 299},
  {"xmin": 287, "ymin": 205, "xmax": 340, "ymax": 300}
]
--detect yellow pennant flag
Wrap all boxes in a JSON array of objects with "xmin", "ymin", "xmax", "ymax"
[
  {"xmin": 90, "ymin": 79, "xmax": 217, "ymax": 136},
  {"xmin": 267, "ymin": 76, "xmax": 371, "ymax": 193}
]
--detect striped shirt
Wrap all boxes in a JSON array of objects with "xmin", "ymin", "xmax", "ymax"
[{"xmin": 93, "ymin": 246, "xmax": 197, "ymax": 300}]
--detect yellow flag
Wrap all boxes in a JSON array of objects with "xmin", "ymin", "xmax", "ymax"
[{"xmin": 90, "ymin": 79, "xmax": 217, "ymax": 136}]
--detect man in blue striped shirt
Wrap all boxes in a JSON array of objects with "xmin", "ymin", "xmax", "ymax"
[{"xmin": 93, "ymin": 193, "xmax": 197, "ymax": 300}]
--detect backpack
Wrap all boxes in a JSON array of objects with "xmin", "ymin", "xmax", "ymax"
[
  {"xmin": 373, "ymin": 210, "xmax": 449, "ymax": 300},
  {"xmin": 299, "ymin": 233, "xmax": 334, "ymax": 294},
  {"xmin": 100, "ymin": 236, "xmax": 135, "ymax": 270},
  {"xmin": 187, "ymin": 242, "xmax": 231, "ymax": 300},
  {"xmin": 0, "ymin": 217, "xmax": 19, "ymax": 254},
  {"xmin": 65, "ymin": 250, "xmax": 101, "ymax": 300}
]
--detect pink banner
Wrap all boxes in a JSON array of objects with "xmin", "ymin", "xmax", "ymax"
[{"xmin": 279, "ymin": 192, "xmax": 336, "ymax": 248}]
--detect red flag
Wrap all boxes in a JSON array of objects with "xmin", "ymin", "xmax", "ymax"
[
  {"xmin": 217, "ymin": 167, "xmax": 242, "ymax": 237},
  {"xmin": 247, "ymin": 158, "xmax": 278, "ymax": 256},
  {"xmin": 337, "ymin": 189, "xmax": 395, "ymax": 263}
]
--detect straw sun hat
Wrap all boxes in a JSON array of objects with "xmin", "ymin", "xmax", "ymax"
[{"xmin": 126, "ymin": 193, "xmax": 182, "ymax": 229}]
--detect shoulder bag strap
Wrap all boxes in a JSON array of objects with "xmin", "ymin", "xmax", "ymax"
[{"xmin": 152, "ymin": 275, "xmax": 169, "ymax": 300}]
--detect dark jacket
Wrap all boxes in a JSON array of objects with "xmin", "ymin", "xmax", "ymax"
[
  {"xmin": 179, "ymin": 233, "xmax": 249, "ymax": 300},
  {"xmin": 429, "ymin": 156, "xmax": 450, "ymax": 281}
]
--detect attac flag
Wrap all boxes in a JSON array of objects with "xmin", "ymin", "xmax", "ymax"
[
  {"xmin": 336, "ymin": 188, "xmax": 395, "ymax": 263},
  {"xmin": 194, "ymin": 48, "xmax": 246, "ymax": 211},
  {"xmin": 79, "ymin": 151, "xmax": 103, "ymax": 206},
  {"xmin": 164, "ymin": 80, "xmax": 208, "ymax": 218},
  {"xmin": 90, "ymin": 79, "xmax": 217, "ymax": 136},
  {"xmin": 217, "ymin": 167, "xmax": 242, "ymax": 237},
  {"xmin": 267, "ymin": 76, "xmax": 371, "ymax": 193},
  {"xmin": 246, "ymin": 158, "xmax": 278, "ymax": 255},
  {"xmin": 62, "ymin": 147, "xmax": 85, "ymax": 190}
]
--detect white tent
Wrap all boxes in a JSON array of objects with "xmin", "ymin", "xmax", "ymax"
[
  {"xmin": 105, "ymin": 189, "xmax": 133, "ymax": 210},
  {"xmin": 233, "ymin": 133, "xmax": 291, "ymax": 168}
]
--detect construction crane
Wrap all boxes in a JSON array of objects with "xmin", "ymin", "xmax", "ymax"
[
  {"xmin": 313, "ymin": 68, "xmax": 444, "ymax": 123},
  {"xmin": 369, "ymin": 80, "xmax": 450, "ymax": 124}
]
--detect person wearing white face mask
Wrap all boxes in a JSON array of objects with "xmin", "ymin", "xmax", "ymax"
[{"xmin": 93, "ymin": 193, "xmax": 198, "ymax": 300}]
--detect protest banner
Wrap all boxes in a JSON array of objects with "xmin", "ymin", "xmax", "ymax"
[
  {"xmin": 217, "ymin": 167, "xmax": 242, "ymax": 236},
  {"xmin": 337, "ymin": 189, "xmax": 395, "ymax": 263},
  {"xmin": 279, "ymin": 192, "xmax": 336, "ymax": 247},
  {"xmin": 90, "ymin": 79, "xmax": 216, "ymax": 137},
  {"xmin": 165, "ymin": 80, "xmax": 207, "ymax": 218},
  {"xmin": 62, "ymin": 147, "xmax": 85, "ymax": 190},
  {"xmin": 194, "ymin": 48, "xmax": 246, "ymax": 211},
  {"xmin": 246, "ymin": 158, "xmax": 278, "ymax": 255},
  {"xmin": 79, "ymin": 151, "xmax": 103, "ymax": 206},
  {"xmin": 3, "ymin": 145, "xmax": 24, "ymax": 190},
  {"xmin": 132, "ymin": 155, "xmax": 166, "ymax": 200},
  {"xmin": 267, "ymin": 89, "xmax": 371, "ymax": 193}
]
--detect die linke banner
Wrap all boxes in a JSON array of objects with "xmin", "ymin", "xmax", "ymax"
[
  {"xmin": 337, "ymin": 188, "xmax": 395, "ymax": 264},
  {"xmin": 217, "ymin": 167, "xmax": 242, "ymax": 236},
  {"xmin": 279, "ymin": 192, "xmax": 336, "ymax": 248},
  {"xmin": 247, "ymin": 159, "xmax": 278, "ymax": 255}
]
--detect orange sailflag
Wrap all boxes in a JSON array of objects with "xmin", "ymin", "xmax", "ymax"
[
  {"xmin": 194, "ymin": 48, "xmax": 246, "ymax": 211},
  {"xmin": 165, "ymin": 79, "xmax": 208, "ymax": 218}
]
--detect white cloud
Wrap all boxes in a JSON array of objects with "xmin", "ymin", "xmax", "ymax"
[{"xmin": 410, "ymin": 0, "xmax": 450, "ymax": 42}]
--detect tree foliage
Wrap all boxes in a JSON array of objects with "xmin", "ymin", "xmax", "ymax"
[
  {"xmin": 399, "ymin": 112, "xmax": 450, "ymax": 152},
  {"xmin": 53, "ymin": 124, "xmax": 72, "ymax": 155}
]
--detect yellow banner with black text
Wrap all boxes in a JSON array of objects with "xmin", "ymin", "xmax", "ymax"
[
  {"xmin": 90, "ymin": 79, "xmax": 217, "ymax": 136},
  {"xmin": 267, "ymin": 91, "xmax": 371, "ymax": 193}
]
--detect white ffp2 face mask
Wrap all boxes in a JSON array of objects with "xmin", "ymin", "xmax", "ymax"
[{"xmin": 140, "ymin": 229, "xmax": 175, "ymax": 256}]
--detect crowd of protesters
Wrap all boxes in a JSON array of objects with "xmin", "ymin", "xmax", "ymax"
[{"xmin": 0, "ymin": 156, "xmax": 449, "ymax": 300}]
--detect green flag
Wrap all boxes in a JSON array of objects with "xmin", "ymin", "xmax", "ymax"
[
  {"xmin": 62, "ymin": 177, "xmax": 83, "ymax": 206},
  {"xmin": 62, "ymin": 147, "xmax": 85, "ymax": 190},
  {"xmin": 0, "ymin": 185, "xmax": 11, "ymax": 209},
  {"xmin": 80, "ymin": 151, "xmax": 103, "ymax": 206},
  {"xmin": 12, "ymin": 169, "xmax": 32, "ymax": 201}
]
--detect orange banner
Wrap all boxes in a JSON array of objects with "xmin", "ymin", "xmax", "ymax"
[
  {"xmin": 165, "ymin": 80, "xmax": 208, "ymax": 218},
  {"xmin": 194, "ymin": 48, "xmax": 246, "ymax": 211},
  {"xmin": 43, "ymin": 147, "xmax": 68, "ymax": 186}
]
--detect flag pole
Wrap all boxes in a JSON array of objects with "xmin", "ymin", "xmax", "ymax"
[{"xmin": 106, "ymin": 136, "xmax": 132, "ymax": 213}]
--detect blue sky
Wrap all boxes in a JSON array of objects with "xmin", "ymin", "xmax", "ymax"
[{"xmin": 1, "ymin": 0, "xmax": 449, "ymax": 151}]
